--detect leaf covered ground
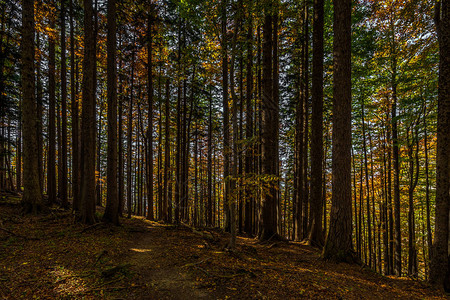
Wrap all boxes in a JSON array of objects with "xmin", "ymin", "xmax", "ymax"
[{"xmin": 0, "ymin": 197, "xmax": 448, "ymax": 299}]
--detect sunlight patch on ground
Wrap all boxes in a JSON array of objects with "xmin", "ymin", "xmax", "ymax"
[
  {"xmin": 130, "ymin": 248, "xmax": 152, "ymax": 253},
  {"xmin": 51, "ymin": 266, "xmax": 87, "ymax": 296}
]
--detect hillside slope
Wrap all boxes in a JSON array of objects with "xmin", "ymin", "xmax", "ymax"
[{"xmin": 0, "ymin": 199, "xmax": 447, "ymax": 299}]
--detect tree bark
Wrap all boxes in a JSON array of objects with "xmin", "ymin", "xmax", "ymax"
[
  {"xmin": 309, "ymin": 0, "xmax": 325, "ymax": 247},
  {"xmin": 146, "ymin": 11, "xmax": 154, "ymax": 221},
  {"xmin": 60, "ymin": 0, "xmax": 68, "ymax": 209},
  {"xmin": 244, "ymin": 7, "xmax": 254, "ymax": 235},
  {"xmin": 392, "ymin": 62, "xmax": 402, "ymax": 276},
  {"xmin": 322, "ymin": 0, "xmax": 353, "ymax": 262},
  {"xmin": 70, "ymin": 0, "xmax": 80, "ymax": 212},
  {"xmin": 47, "ymin": 4, "xmax": 56, "ymax": 206},
  {"xmin": 221, "ymin": 0, "xmax": 231, "ymax": 232},
  {"xmin": 259, "ymin": 0, "xmax": 278, "ymax": 241},
  {"xmin": 79, "ymin": 0, "xmax": 97, "ymax": 224},
  {"xmin": 103, "ymin": 0, "xmax": 119, "ymax": 225},
  {"xmin": 127, "ymin": 50, "xmax": 135, "ymax": 219},
  {"xmin": 21, "ymin": 0, "xmax": 43, "ymax": 213},
  {"xmin": 430, "ymin": 0, "xmax": 450, "ymax": 287}
]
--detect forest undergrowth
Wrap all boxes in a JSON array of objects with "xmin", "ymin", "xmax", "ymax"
[{"xmin": 0, "ymin": 194, "xmax": 447, "ymax": 299}]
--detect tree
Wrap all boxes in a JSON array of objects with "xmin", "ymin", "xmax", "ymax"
[
  {"xmin": 308, "ymin": 0, "xmax": 325, "ymax": 247},
  {"xmin": 146, "ymin": 9, "xmax": 154, "ymax": 221},
  {"xmin": 430, "ymin": 0, "xmax": 449, "ymax": 288},
  {"xmin": 221, "ymin": 0, "xmax": 231, "ymax": 232},
  {"xmin": 60, "ymin": 0, "xmax": 68, "ymax": 209},
  {"xmin": 21, "ymin": 0, "xmax": 43, "ymax": 213},
  {"xmin": 70, "ymin": 0, "xmax": 80, "ymax": 213},
  {"xmin": 79, "ymin": 0, "xmax": 97, "ymax": 224},
  {"xmin": 322, "ymin": 0, "xmax": 352, "ymax": 261},
  {"xmin": 244, "ymin": 5, "xmax": 254, "ymax": 235},
  {"xmin": 103, "ymin": 0, "xmax": 119, "ymax": 225},
  {"xmin": 47, "ymin": 1, "xmax": 56, "ymax": 206},
  {"xmin": 259, "ymin": 0, "xmax": 278, "ymax": 241}
]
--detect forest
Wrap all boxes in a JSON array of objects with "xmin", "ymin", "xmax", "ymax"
[{"xmin": 0, "ymin": 0, "xmax": 449, "ymax": 298}]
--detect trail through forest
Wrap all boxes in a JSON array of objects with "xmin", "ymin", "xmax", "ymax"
[{"xmin": 0, "ymin": 198, "xmax": 448, "ymax": 299}]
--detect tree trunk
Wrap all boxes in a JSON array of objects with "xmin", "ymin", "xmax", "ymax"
[
  {"xmin": 36, "ymin": 33, "xmax": 44, "ymax": 193},
  {"xmin": 207, "ymin": 90, "xmax": 213, "ymax": 227},
  {"xmin": 79, "ymin": 0, "xmax": 97, "ymax": 224},
  {"xmin": 21, "ymin": 0, "xmax": 43, "ymax": 213},
  {"xmin": 222, "ymin": 0, "xmax": 231, "ymax": 232},
  {"xmin": 407, "ymin": 127, "xmax": 419, "ymax": 277},
  {"xmin": 103, "ymin": 0, "xmax": 119, "ymax": 224},
  {"xmin": 164, "ymin": 79, "xmax": 170, "ymax": 222},
  {"xmin": 259, "ymin": 0, "xmax": 278, "ymax": 241},
  {"xmin": 244, "ymin": 7, "xmax": 254, "ymax": 235},
  {"xmin": 118, "ymin": 37, "xmax": 124, "ymax": 216},
  {"xmin": 70, "ymin": 0, "xmax": 80, "ymax": 212},
  {"xmin": 424, "ymin": 105, "xmax": 432, "ymax": 265},
  {"xmin": 146, "ymin": 12, "xmax": 154, "ymax": 221},
  {"xmin": 361, "ymin": 101, "xmax": 372, "ymax": 267},
  {"xmin": 322, "ymin": 0, "xmax": 352, "ymax": 262},
  {"xmin": 309, "ymin": 0, "xmax": 324, "ymax": 247},
  {"xmin": 392, "ymin": 64, "xmax": 402, "ymax": 276},
  {"xmin": 387, "ymin": 108, "xmax": 394, "ymax": 275},
  {"xmin": 430, "ymin": 0, "xmax": 449, "ymax": 287},
  {"xmin": 47, "ymin": 4, "xmax": 56, "ymax": 206},
  {"xmin": 60, "ymin": 0, "xmax": 68, "ymax": 209},
  {"xmin": 127, "ymin": 50, "xmax": 135, "ymax": 219}
]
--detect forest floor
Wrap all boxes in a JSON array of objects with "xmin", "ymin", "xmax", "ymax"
[{"xmin": 0, "ymin": 195, "xmax": 448, "ymax": 299}]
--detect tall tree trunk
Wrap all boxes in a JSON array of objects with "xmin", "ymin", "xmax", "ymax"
[
  {"xmin": 272, "ymin": 0, "xmax": 280, "ymax": 236},
  {"xmin": 175, "ymin": 21, "xmax": 182, "ymax": 224},
  {"xmin": 157, "ymin": 60, "xmax": 163, "ymax": 220},
  {"xmin": 392, "ymin": 61, "xmax": 402, "ymax": 276},
  {"xmin": 146, "ymin": 12, "xmax": 154, "ymax": 221},
  {"xmin": 118, "ymin": 39, "xmax": 124, "ymax": 216},
  {"xmin": 47, "ymin": 4, "xmax": 56, "ymax": 206},
  {"xmin": 407, "ymin": 127, "xmax": 419, "ymax": 277},
  {"xmin": 244, "ymin": 7, "xmax": 254, "ymax": 235},
  {"xmin": 302, "ymin": 1, "xmax": 310, "ymax": 240},
  {"xmin": 309, "ymin": 0, "xmax": 324, "ymax": 247},
  {"xmin": 96, "ymin": 107, "xmax": 102, "ymax": 206},
  {"xmin": 21, "ymin": 0, "xmax": 43, "ymax": 213},
  {"xmin": 430, "ymin": 0, "xmax": 450, "ymax": 287},
  {"xmin": 60, "ymin": 0, "xmax": 68, "ymax": 209},
  {"xmin": 194, "ymin": 125, "xmax": 199, "ymax": 226},
  {"xmin": 36, "ymin": 33, "xmax": 44, "ymax": 193},
  {"xmin": 163, "ymin": 79, "xmax": 170, "ymax": 222},
  {"xmin": 352, "ymin": 147, "xmax": 359, "ymax": 258},
  {"xmin": 322, "ymin": 0, "xmax": 352, "ymax": 262},
  {"xmin": 423, "ymin": 106, "xmax": 432, "ymax": 265},
  {"xmin": 382, "ymin": 126, "xmax": 390, "ymax": 274},
  {"xmin": 103, "ymin": 0, "xmax": 119, "ymax": 224},
  {"xmin": 361, "ymin": 101, "xmax": 372, "ymax": 267},
  {"xmin": 127, "ymin": 50, "xmax": 135, "ymax": 219},
  {"xmin": 294, "ymin": 25, "xmax": 304, "ymax": 241},
  {"xmin": 259, "ymin": 0, "xmax": 278, "ymax": 241},
  {"xmin": 222, "ymin": 0, "xmax": 231, "ymax": 232},
  {"xmin": 80, "ymin": 0, "xmax": 97, "ymax": 224},
  {"xmin": 387, "ymin": 108, "xmax": 394, "ymax": 275},
  {"xmin": 70, "ymin": 0, "xmax": 80, "ymax": 212},
  {"xmin": 207, "ymin": 90, "xmax": 213, "ymax": 227}
]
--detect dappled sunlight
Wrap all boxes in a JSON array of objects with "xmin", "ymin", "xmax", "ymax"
[
  {"xmin": 130, "ymin": 248, "xmax": 152, "ymax": 253},
  {"xmin": 51, "ymin": 266, "xmax": 87, "ymax": 296}
]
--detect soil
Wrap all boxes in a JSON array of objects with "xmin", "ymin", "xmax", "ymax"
[{"xmin": 0, "ymin": 197, "xmax": 448, "ymax": 299}]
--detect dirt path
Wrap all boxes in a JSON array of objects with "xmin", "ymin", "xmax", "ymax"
[{"xmin": 124, "ymin": 221, "xmax": 214, "ymax": 299}]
